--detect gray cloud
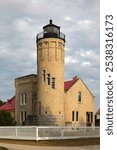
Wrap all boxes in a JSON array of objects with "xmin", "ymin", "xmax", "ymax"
[{"xmin": 0, "ymin": 0, "xmax": 100, "ymax": 110}]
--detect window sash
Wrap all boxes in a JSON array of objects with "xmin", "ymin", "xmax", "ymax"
[
  {"xmin": 42, "ymin": 70, "xmax": 46, "ymax": 81},
  {"xmin": 23, "ymin": 93, "xmax": 26, "ymax": 105},
  {"xmin": 52, "ymin": 77, "xmax": 55, "ymax": 89},
  {"xmin": 72, "ymin": 111, "xmax": 75, "ymax": 121},
  {"xmin": 78, "ymin": 92, "xmax": 82, "ymax": 102},
  {"xmin": 20, "ymin": 111, "xmax": 23, "ymax": 122},
  {"xmin": 87, "ymin": 112, "xmax": 92, "ymax": 123},
  {"xmin": 76, "ymin": 111, "xmax": 78, "ymax": 121},
  {"xmin": 20, "ymin": 111, "xmax": 27, "ymax": 123},
  {"xmin": 20, "ymin": 93, "xmax": 26, "ymax": 105},
  {"xmin": 47, "ymin": 74, "xmax": 51, "ymax": 85}
]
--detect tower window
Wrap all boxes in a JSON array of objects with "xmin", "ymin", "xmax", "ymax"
[
  {"xmin": 42, "ymin": 70, "xmax": 46, "ymax": 81},
  {"xmin": 72, "ymin": 111, "xmax": 75, "ymax": 121},
  {"xmin": 47, "ymin": 74, "xmax": 51, "ymax": 85},
  {"xmin": 78, "ymin": 92, "xmax": 82, "ymax": 102},
  {"xmin": 52, "ymin": 77, "xmax": 55, "ymax": 89}
]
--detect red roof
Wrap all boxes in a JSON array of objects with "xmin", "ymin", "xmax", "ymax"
[
  {"xmin": 64, "ymin": 77, "xmax": 78, "ymax": 91},
  {"xmin": 0, "ymin": 96, "xmax": 15, "ymax": 111}
]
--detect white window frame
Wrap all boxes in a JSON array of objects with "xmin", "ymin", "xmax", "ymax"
[
  {"xmin": 20, "ymin": 93, "xmax": 26, "ymax": 105},
  {"xmin": 20, "ymin": 111, "xmax": 23, "ymax": 123},
  {"xmin": 20, "ymin": 111, "xmax": 27, "ymax": 123},
  {"xmin": 20, "ymin": 94, "xmax": 23, "ymax": 105},
  {"xmin": 23, "ymin": 93, "xmax": 26, "ymax": 105}
]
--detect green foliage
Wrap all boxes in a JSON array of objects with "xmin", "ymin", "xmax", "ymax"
[
  {"xmin": 0, "ymin": 100, "xmax": 5, "ymax": 106},
  {"xmin": 0, "ymin": 146, "xmax": 8, "ymax": 150},
  {"xmin": 0, "ymin": 110, "xmax": 15, "ymax": 126}
]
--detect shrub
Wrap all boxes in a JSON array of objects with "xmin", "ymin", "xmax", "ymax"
[{"xmin": 0, "ymin": 110, "xmax": 15, "ymax": 126}]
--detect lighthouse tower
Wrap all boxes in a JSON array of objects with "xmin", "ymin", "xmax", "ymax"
[{"xmin": 36, "ymin": 20, "xmax": 65, "ymax": 125}]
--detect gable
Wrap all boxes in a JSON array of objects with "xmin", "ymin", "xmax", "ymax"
[
  {"xmin": 78, "ymin": 79, "xmax": 94, "ymax": 97},
  {"xmin": 64, "ymin": 77, "xmax": 94, "ymax": 97}
]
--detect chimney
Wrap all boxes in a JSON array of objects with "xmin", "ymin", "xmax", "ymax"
[{"xmin": 73, "ymin": 76, "xmax": 77, "ymax": 81}]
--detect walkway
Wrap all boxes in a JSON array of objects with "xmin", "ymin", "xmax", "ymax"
[{"xmin": 0, "ymin": 143, "xmax": 99, "ymax": 150}]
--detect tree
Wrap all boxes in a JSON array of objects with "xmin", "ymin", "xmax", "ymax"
[
  {"xmin": 0, "ymin": 100, "xmax": 5, "ymax": 106},
  {"xmin": 0, "ymin": 110, "xmax": 15, "ymax": 126}
]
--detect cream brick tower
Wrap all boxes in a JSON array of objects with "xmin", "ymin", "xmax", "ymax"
[{"xmin": 36, "ymin": 20, "xmax": 65, "ymax": 125}]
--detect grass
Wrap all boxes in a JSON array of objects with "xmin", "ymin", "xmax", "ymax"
[
  {"xmin": 0, "ymin": 138, "xmax": 100, "ymax": 147},
  {"xmin": 0, "ymin": 147, "xmax": 8, "ymax": 150}
]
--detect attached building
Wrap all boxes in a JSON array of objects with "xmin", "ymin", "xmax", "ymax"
[{"xmin": 64, "ymin": 76, "xmax": 94, "ymax": 126}]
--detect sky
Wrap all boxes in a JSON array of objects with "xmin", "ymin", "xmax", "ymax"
[{"xmin": 0, "ymin": 0, "xmax": 100, "ymax": 111}]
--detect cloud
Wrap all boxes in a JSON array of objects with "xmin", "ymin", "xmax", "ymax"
[
  {"xmin": 65, "ymin": 56, "xmax": 79, "ymax": 64},
  {"xmin": 78, "ymin": 20, "xmax": 92, "ymax": 29},
  {"xmin": 65, "ymin": 17, "xmax": 72, "ymax": 21},
  {"xmin": 81, "ymin": 62, "xmax": 91, "ymax": 67}
]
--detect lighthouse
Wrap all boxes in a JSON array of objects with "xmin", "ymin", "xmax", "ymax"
[{"xmin": 36, "ymin": 20, "xmax": 65, "ymax": 125}]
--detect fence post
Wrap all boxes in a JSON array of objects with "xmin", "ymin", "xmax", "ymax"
[
  {"xmin": 36, "ymin": 126, "xmax": 38, "ymax": 141},
  {"xmin": 84, "ymin": 127, "xmax": 86, "ymax": 136},
  {"xmin": 61, "ymin": 127, "xmax": 64, "ymax": 139},
  {"xmin": 15, "ymin": 127, "xmax": 17, "ymax": 137}
]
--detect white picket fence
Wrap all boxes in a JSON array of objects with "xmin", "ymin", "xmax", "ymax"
[{"xmin": 0, "ymin": 126, "xmax": 100, "ymax": 141}]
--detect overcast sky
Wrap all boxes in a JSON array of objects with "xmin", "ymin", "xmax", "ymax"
[{"xmin": 0, "ymin": 0, "xmax": 100, "ymax": 110}]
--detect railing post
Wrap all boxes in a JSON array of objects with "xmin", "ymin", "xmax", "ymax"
[
  {"xmin": 61, "ymin": 127, "xmax": 64, "ymax": 139},
  {"xmin": 36, "ymin": 126, "xmax": 38, "ymax": 141},
  {"xmin": 15, "ymin": 127, "xmax": 17, "ymax": 137},
  {"xmin": 84, "ymin": 127, "xmax": 86, "ymax": 136}
]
